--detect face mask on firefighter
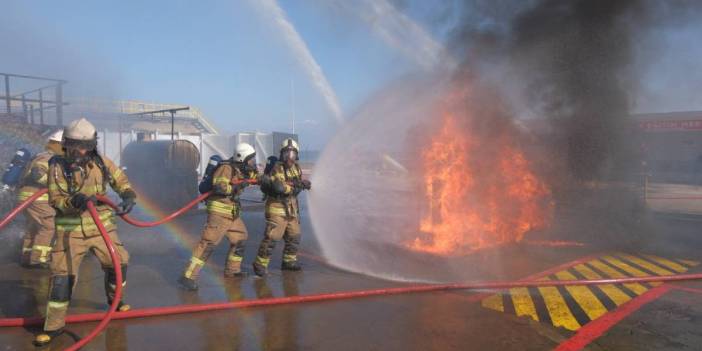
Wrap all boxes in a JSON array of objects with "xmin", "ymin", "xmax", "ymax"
[
  {"xmin": 240, "ymin": 154, "xmax": 257, "ymax": 173},
  {"xmin": 64, "ymin": 139, "xmax": 97, "ymax": 165},
  {"xmin": 68, "ymin": 149, "xmax": 92, "ymax": 166},
  {"xmin": 282, "ymin": 149, "xmax": 297, "ymax": 163}
]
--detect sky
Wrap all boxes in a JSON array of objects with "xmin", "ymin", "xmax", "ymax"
[
  {"xmin": 2, "ymin": 1, "xmax": 701, "ymax": 150},
  {"xmin": 0, "ymin": 0, "xmax": 432, "ymax": 150}
]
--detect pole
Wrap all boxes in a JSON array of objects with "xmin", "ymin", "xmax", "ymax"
[
  {"xmin": 4, "ymin": 74, "xmax": 10, "ymax": 114},
  {"xmin": 56, "ymin": 83, "xmax": 63, "ymax": 126},
  {"xmin": 170, "ymin": 110, "xmax": 175, "ymax": 142},
  {"xmin": 39, "ymin": 89, "xmax": 44, "ymax": 125},
  {"xmin": 21, "ymin": 95, "xmax": 27, "ymax": 120},
  {"xmin": 291, "ymin": 76, "xmax": 296, "ymax": 134},
  {"xmin": 119, "ymin": 105, "xmax": 123, "ymax": 166}
]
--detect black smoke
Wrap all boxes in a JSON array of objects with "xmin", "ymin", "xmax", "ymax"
[{"xmin": 445, "ymin": 0, "xmax": 702, "ymax": 181}]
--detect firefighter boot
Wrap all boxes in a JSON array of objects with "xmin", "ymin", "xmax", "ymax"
[
  {"xmin": 281, "ymin": 260, "xmax": 302, "ymax": 271},
  {"xmin": 252, "ymin": 260, "xmax": 268, "ymax": 277},
  {"xmin": 180, "ymin": 244, "xmax": 215, "ymax": 290},
  {"xmin": 105, "ymin": 265, "xmax": 130, "ymax": 312},
  {"xmin": 281, "ymin": 235, "xmax": 301, "ymax": 271},
  {"xmin": 253, "ymin": 236, "xmax": 278, "ymax": 277},
  {"xmin": 20, "ymin": 247, "xmax": 32, "ymax": 267},
  {"xmin": 178, "ymin": 276, "xmax": 199, "ymax": 291},
  {"xmin": 33, "ymin": 329, "xmax": 64, "ymax": 347},
  {"xmin": 224, "ymin": 266, "xmax": 247, "ymax": 278},
  {"xmin": 223, "ymin": 244, "xmax": 247, "ymax": 278},
  {"xmin": 36, "ymin": 275, "xmax": 74, "ymax": 346}
]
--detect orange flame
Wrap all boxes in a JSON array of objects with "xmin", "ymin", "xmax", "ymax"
[{"xmin": 410, "ymin": 114, "xmax": 553, "ymax": 256}]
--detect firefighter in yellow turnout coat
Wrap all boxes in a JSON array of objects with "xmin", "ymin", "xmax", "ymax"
[
  {"xmin": 178, "ymin": 142, "xmax": 259, "ymax": 291},
  {"xmin": 17, "ymin": 130, "xmax": 63, "ymax": 267},
  {"xmin": 34, "ymin": 118, "xmax": 137, "ymax": 346},
  {"xmin": 253, "ymin": 138, "xmax": 311, "ymax": 276}
]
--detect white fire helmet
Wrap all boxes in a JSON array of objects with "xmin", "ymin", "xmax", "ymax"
[
  {"xmin": 235, "ymin": 142, "xmax": 256, "ymax": 163},
  {"xmin": 280, "ymin": 138, "xmax": 299, "ymax": 153},
  {"xmin": 63, "ymin": 118, "xmax": 97, "ymax": 141},
  {"xmin": 280, "ymin": 138, "xmax": 299, "ymax": 162},
  {"xmin": 47, "ymin": 129, "xmax": 64, "ymax": 143}
]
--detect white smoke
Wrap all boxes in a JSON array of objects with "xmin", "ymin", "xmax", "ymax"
[{"xmin": 249, "ymin": 0, "xmax": 344, "ymax": 124}]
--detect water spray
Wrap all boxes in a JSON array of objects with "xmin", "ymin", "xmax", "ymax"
[
  {"xmin": 3, "ymin": 181, "xmax": 702, "ymax": 350},
  {"xmin": 251, "ymin": 0, "xmax": 343, "ymax": 123}
]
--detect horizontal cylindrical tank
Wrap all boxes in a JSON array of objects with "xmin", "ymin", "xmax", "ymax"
[{"xmin": 122, "ymin": 140, "xmax": 200, "ymax": 211}]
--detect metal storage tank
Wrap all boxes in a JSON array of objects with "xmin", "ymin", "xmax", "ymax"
[{"xmin": 122, "ymin": 140, "xmax": 200, "ymax": 211}]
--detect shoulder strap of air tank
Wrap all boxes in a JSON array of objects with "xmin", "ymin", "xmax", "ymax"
[
  {"xmin": 282, "ymin": 162, "xmax": 290, "ymax": 181},
  {"xmin": 50, "ymin": 155, "xmax": 74, "ymax": 194},
  {"xmin": 295, "ymin": 163, "xmax": 302, "ymax": 179},
  {"xmin": 92, "ymin": 154, "xmax": 113, "ymax": 186}
]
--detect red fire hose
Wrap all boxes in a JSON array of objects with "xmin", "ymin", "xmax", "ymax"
[
  {"xmin": 1, "ymin": 271, "xmax": 702, "ymax": 328},
  {"xmin": 97, "ymin": 192, "xmax": 211, "ymax": 228},
  {"xmin": 0, "ymin": 179, "xmax": 269, "ymax": 231},
  {"xmin": 0, "ymin": 189, "xmax": 48, "ymax": 230},
  {"xmin": 62, "ymin": 201, "xmax": 123, "ymax": 351},
  {"xmin": 4, "ymin": 182, "xmax": 702, "ymax": 349},
  {"xmin": 95, "ymin": 179, "xmax": 259, "ymax": 227},
  {"xmin": 0, "ymin": 180, "xmax": 262, "ymax": 231}
]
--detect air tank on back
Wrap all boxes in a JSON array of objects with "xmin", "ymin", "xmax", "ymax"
[{"xmin": 122, "ymin": 140, "xmax": 200, "ymax": 211}]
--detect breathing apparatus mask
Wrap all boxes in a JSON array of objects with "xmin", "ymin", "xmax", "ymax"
[
  {"xmin": 63, "ymin": 137, "xmax": 98, "ymax": 166},
  {"xmin": 236, "ymin": 153, "xmax": 256, "ymax": 175},
  {"xmin": 280, "ymin": 148, "xmax": 298, "ymax": 163}
]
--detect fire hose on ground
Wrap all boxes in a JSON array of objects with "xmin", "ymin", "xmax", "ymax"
[
  {"xmin": 3, "ymin": 183, "xmax": 702, "ymax": 349},
  {"xmin": 0, "ymin": 272, "xmax": 702, "ymax": 329},
  {"xmin": 63, "ymin": 201, "xmax": 124, "ymax": 351}
]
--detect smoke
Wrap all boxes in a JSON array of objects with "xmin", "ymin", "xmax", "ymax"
[
  {"xmin": 309, "ymin": 1, "xmax": 702, "ymax": 282},
  {"xmin": 250, "ymin": 0, "xmax": 344, "ymax": 124},
  {"xmin": 448, "ymin": 0, "xmax": 702, "ymax": 180}
]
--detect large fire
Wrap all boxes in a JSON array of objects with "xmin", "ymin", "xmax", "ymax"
[{"xmin": 409, "ymin": 114, "xmax": 553, "ymax": 256}]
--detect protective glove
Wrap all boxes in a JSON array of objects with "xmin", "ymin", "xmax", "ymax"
[
  {"xmin": 70, "ymin": 193, "xmax": 98, "ymax": 211},
  {"xmin": 292, "ymin": 186, "xmax": 302, "ymax": 196},
  {"xmin": 116, "ymin": 190, "xmax": 137, "ymax": 215},
  {"xmin": 258, "ymin": 175, "xmax": 271, "ymax": 186},
  {"xmin": 272, "ymin": 179, "xmax": 288, "ymax": 195},
  {"xmin": 117, "ymin": 197, "xmax": 136, "ymax": 215},
  {"xmin": 292, "ymin": 179, "xmax": 311, "ymax": 190}
]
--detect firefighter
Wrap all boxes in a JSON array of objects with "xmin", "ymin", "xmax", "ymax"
[
  {"xmin": 178, "ymin": 142, "xmax": 259, "ymax": 291},
  {"xmin": 253, "ymin": 138, "xmax": 311, "ymax": 276},
  {"xmin": 34, "ymin": 118, "xmax": 136, "ymax": 346},
  {"xmin": 18, "ymin": 130, "xmax": 63, "ymax": 268}
]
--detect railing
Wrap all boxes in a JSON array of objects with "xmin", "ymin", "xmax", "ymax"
[
  {"xmin": 0, "ymin": 73, "xmax": 67, "ymax": 126},
  {"xmin": 68, "ymin": 98, "xmax": 219, "ymax": 134}
]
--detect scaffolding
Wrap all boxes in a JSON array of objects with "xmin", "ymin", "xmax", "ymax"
[
  {"xmin": 0, "ymin": 72, "xmax": 67, "ymax": 126},
  {"xmin": 67, "ymin": 98, "xmax": 218, "ymax": 134}
]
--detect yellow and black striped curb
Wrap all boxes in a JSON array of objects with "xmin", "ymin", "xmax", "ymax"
[{"xmin": 481, "ymin": 253, "xmax": 699, "ymax": 331}]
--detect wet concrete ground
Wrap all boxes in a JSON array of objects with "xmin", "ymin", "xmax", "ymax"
[{"xmin": 1, "ymin": 196, "xmax": 702, "ymax": 350}]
